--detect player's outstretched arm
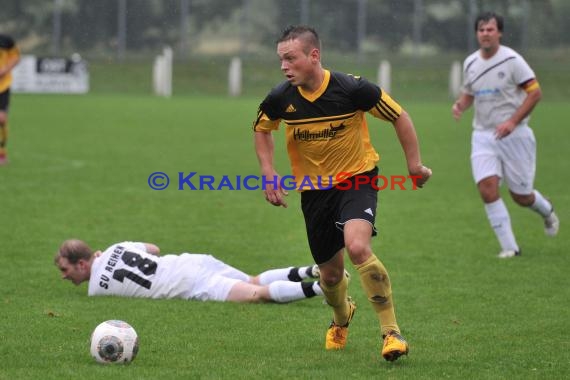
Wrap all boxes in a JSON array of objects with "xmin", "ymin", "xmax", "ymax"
[{"xmin": 392, "ymin": 110, "xmax": 432, "ymax": 188}]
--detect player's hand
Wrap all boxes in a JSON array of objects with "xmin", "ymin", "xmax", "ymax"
[
  {"xmin": 262, "ymin": 173, "xmax": 288, "ymax": 208},
  {"xmin": 409, "ymin": 164, "xmax": 432, "ymax": 188},
  {"xmin": 494, "ymin": 120, "xmax": 516, "ymax": 139},
  {"xmin": 451, "ymin": 102, "xmax": 463, "ymax": 121}
]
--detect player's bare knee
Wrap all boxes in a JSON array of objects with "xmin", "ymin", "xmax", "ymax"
[
  {"xmin": 249, "ymin": 290, "xmax": 264, "ymax": 303},
  {"xmin": 345, "ymin": 239, "xmax": 370, "ymax": 259},
  {"xmin": 252, "ymin": 285, "xmax": 272, "ymax": 303},
  {"xmin": 479, "ymin": 187, "xmax": 500, "ymax": 203},
  {"xmin": 477, "ymin": 177, "xmax": 500, "ymax": 202},
  {"xmin": 510, "ymin": 191, "xmax": 534, "ymax": 207},
  {"xmin": 319, "ymin": 270, "xmax": 345, "ymax": 286}
]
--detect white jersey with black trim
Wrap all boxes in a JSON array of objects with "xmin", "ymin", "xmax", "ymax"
[
  {"xmin": 88, "ymin": 241, "xmax": 206, "ymax": 299},
  {"xmin": 462, "ymin": 45, "xmax": 535, "ymax": 131}
]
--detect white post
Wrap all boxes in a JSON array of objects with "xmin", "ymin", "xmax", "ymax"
[
  {"xmin": 377, "ymin": 60, "xmax": 391, "ymax": 94},
  {"xmin": 153, "ymin": 55, "xmax": 164, "ymax": 96},
  {"xmin": 449, "ymin": 60, "xmax": 462, "ymax": 99},
  {"xmin": 153, "ymin": 47, "xmax": 172, "ymax": 97},
  {"xmin": 228, "ymin": 57, "xmax": 242, "ymax": 97},
  {"xmin": 162, "ymin": 47, "xmax": 173, "ymax": 97}
]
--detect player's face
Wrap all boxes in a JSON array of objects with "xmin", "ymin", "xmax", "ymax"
[
  {"xmin": 477, "ymin": 19, "xmax": 502, "ymax": 55},
  {"xmin": 56, "ymin": 257, "xmax": 88, "ymax": 285},
  {"xmin": 277, "ymin": 38, "xmax": 318, "ymax": 89}
]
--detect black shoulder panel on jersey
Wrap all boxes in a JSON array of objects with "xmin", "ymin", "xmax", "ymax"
[
  {"xmin": 330, "ymin": 71, "xmax": 380, "ymax": 111},
  {"xmin": 259, "ymin": 72, "xmax": 381, "ymax": 123},
  {"xmin": 259, "ymin": 80, "xmax": 293, "ymax": 120},
  {"xmin": 0, "ymin": 35, "xmax": 15, "ymax": 49}
]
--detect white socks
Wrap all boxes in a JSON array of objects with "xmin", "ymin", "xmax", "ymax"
[
  {"xmin": 268, "ymin": 281, "xmax": 323, "ymax": 303},
  {"xmin": 258, "ymin": 266, "xmax": 312, "ymax": 285},
  {"xmin": 529, "ymin": 190, "xmax": 553, "ymax": 218},
  {"xmin": 484, "ymin": 199, "xmax": 519, "ymax": 252}
]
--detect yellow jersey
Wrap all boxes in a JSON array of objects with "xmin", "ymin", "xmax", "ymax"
[
  {"xmin": 253, "ymin": 69, "xmax": 402, "ymax": 189},
  {"xmin": 0, "ymin": 35, "xmax": 20, "ymax": 93}
]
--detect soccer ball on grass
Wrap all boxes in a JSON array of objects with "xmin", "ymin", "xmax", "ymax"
[{"xmin": 90, "ymin": 320, "xmax": 139, "ymax": 364}]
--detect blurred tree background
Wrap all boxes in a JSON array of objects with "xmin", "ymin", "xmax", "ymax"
[
  {"xmin": 2, "ymin": 0, "xmax": 569, "ymax": 59},
  {"xmin": 2, "ymin": 0, "xmax": 568, "ymax": 98}
]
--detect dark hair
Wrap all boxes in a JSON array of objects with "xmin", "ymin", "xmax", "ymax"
[
  {"xmin": 475, "ymin": 12, "xmax": 504, "ymax": 32},
  {"xmin": 276, "ymin": 25, "xmax": 321, "ymax": 54},
  {"xmin": 0, "ymin": 34, "xmax": 16, "ymax": 49},
  {"xmin": 54, "ymin": 239, "xmax": 93, "ymax": 264}
]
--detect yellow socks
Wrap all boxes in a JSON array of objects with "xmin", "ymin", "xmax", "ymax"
[
  {"xmin": 0, "ymin": 123, "xmax": 7, "ymax": 148},
  {"xmin": 355, "ymin": 254, "xmax": 399, "ymax": 335},
  {"xmin": 0, "ymin": 124, "xmax": 7, "ymax": 158},
  {"xmin": 320, "ymin": 272, "xmax": 350, "ymax": 326}
]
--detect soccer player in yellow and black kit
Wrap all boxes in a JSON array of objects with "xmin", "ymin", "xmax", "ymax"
[
  {"xmin": 0, "ymin": 34, "xmax": 20, "ymax": 165},
  {"xmin": 253, "ymin": 25, "xmax": 432, "ymax": 362}
]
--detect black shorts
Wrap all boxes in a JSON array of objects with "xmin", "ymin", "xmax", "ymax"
[
  {"xmin": 301, "ymin": 167, "xmax": 379, "ymax": 264},
  {"xmin": 0, "ymin": 88, "xmax": 10, "ymax": 112}
]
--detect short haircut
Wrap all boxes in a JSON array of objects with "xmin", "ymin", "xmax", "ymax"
[
  {"xmin": 475, "ymin": 12, "xmax": 504, "ymax": 32},
  {"xmin": 0, "ymin": 34, "xmax": 15, "ymax": 49},
  {"xmin": 277, "ymin": 25, "xmax": 321, "ymax": 54},
  {"xmin": 54, "ymin": 239, "xmax": 93, "ymax": 264}
]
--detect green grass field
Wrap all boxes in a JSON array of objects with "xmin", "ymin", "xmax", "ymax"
[{"xmin": 0, "ymin": 92, "xmax": 568, "ymax": 379}]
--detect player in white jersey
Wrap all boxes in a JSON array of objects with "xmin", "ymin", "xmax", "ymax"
[
  {"xmin": 452, "ymin": 12, "xmax": 559, "ymax": 258},
  {"xmin": 54, "ymin": 239, "xmax": 324, "ymax": 303}
]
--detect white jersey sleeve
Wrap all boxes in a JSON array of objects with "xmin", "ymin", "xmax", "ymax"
[
  {"xmin": 462, "ymin": 45, "xmax": 535, "ymax": 131},
  {"xmin": 88, "ymin": 242, "xmax": 206, "ymax": 299}
]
